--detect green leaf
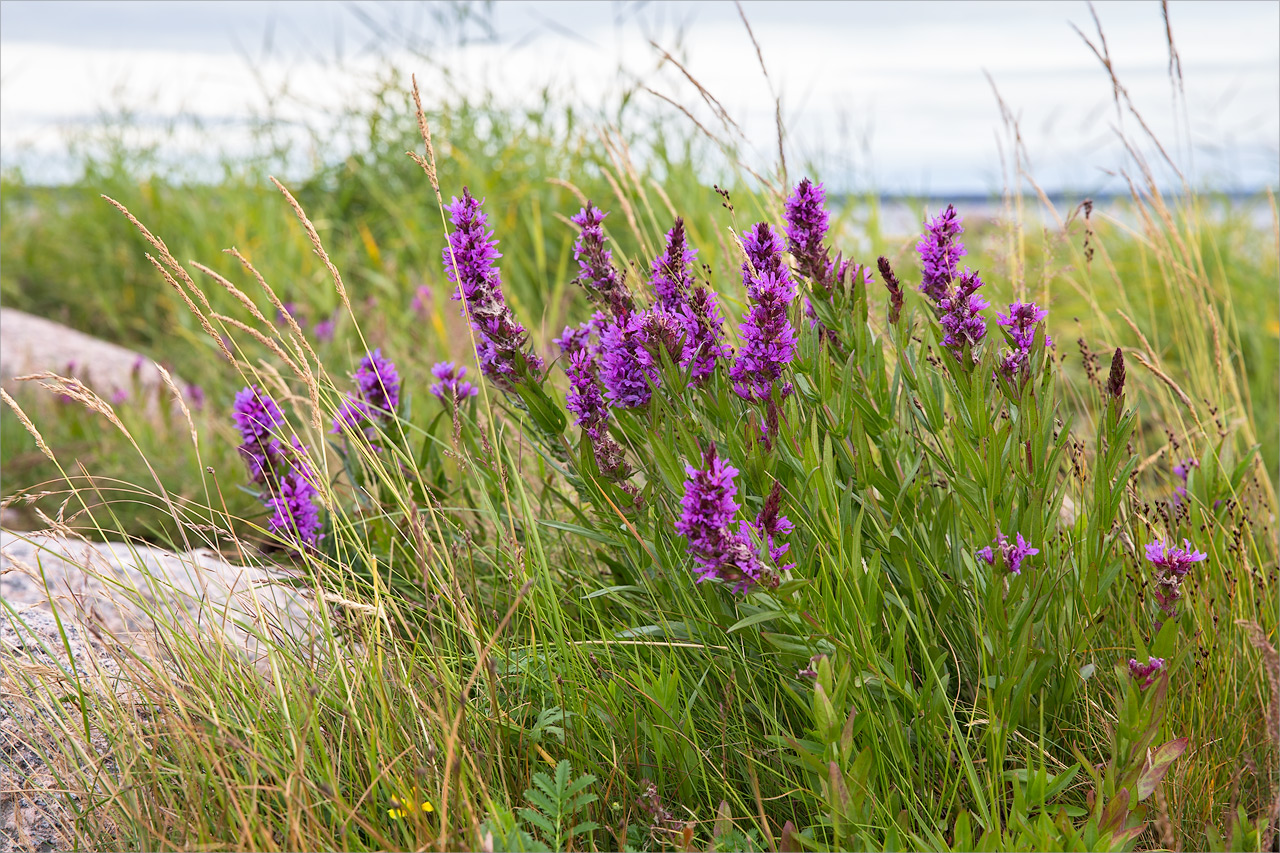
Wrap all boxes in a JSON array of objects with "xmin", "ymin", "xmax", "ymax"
[{"xmin": 1136, "ymin": 737, "xmax": 1188, "ymax": 801}]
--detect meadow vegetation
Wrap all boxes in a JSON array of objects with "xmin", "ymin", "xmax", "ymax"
[{"xmin": 1, "ymin": 26, "xmax": 1277, "ymax": 853}]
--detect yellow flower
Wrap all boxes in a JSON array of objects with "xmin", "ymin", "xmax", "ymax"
[{"xmin": 388, "ymin": 788, "xmax": 435, "ymax": 820}]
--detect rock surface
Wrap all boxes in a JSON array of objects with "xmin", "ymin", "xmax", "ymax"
[
  {"xmin": 0, "ymin": 308, "xmax": 193, "ymax": 405},
  {"xmin": 0, "ymin": 529, "xmax": 328, "ymax": 852}
]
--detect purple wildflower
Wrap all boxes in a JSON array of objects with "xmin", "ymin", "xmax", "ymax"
[
  {"xmin": 565, "ymin": 350, "xmax": 610, "ymax": 439},
  {"xmin": 917, "ymin": 205, "xmax": 966, "ymax": 304},
  {"xmin": 233, "ymin": 385, "xmax": 286, "ymax": 483},
  {"xmin": 996, "ymin": 301, "xmax": 1051, "ymax": 382},
  {"xmin": 599, "ymin": 312, "xmax": 660, "ymax": 408},
  {"xmin": 977, "ymin": 530, "xmax": 1039, "ymax": 575},
  {"xmin": 1127, "ymin": 657, "xmax": 1167, "ymax": 690},
  {"xmin": 1145, "ymin": 538, "xmax": 1208, "ymax": 616},
  {"xmin": 730, "ymin": 223, "xmax": 797, "ymax": 401},
  {"xmin": 276, "ymin": 302, "xmax": 307, "ymax": 330},
  {"xmin": 186, "ymin": 384, "xmax": 206, "ymax": 411},
  {"xmin": 571, "ymin": 202, "xmax": 632, "ymax": 316},
  {"xmin": 938, "ymin": 270, "xmax": 989, "ymax": 362},
  {"xmin": 754, "ymin": 482, "xmax": 796, "ymax": 573},
  {"xmin": 355, "ymin": 349, "xmax": 400, "ymax": 415},
  {"xmin": 110, "ymin": 388, "xmax": 129, "ymax": 405},
  {"xmin": 675, "ymin": 444, "xmax": 767, "ymax": 592},
  {"xmin": 554, "ymin": 322, "xmax": 594, "ymax": 358},
  {"xmin": 679, "ymin": 286, "xmax": 730, "ymax": 383},
  {"xmin": 429, "ymin": 361, "xmax": 479, "ymax": 401},
  {"xmin": 442, "ymin": 188, "xmax": 544, "ymax": 387},
  {"xmin": 784, "ymin": 178, "xmax": 832, "ymax": 289},
  {"xmin": 265, "ymin": 469, "xmax": 322, "ymax": 546},
  {"xmin": 330, "ymin": 396, "xmax": 372, "ymax": 434},
  {"xmin": 650, "ymin": 218, "xmax": 697, "ymax": 311},
  {"xmin": 313, "ymin": 314, "xmax": 336, "ymax": 342}
]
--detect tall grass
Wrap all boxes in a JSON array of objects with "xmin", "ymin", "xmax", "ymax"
[{"xmin": 2, "ymin": 21, "xmax": 1277, "ymax": 853}]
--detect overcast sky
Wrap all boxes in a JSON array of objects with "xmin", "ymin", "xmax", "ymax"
[{"xmin": 1, "ymin": 0, "xmax": 1276, "ymax": 193}]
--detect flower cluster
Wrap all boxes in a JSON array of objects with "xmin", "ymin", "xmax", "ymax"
[
  {"xmin": 784, "ymin": 178, "xmax": 832, "ymax": 288},
  {"xmin": 599, "ymin": 312, "xmax": 660, "ymax": 409},
  {"xmin": 565, "ymin": 348, "xmax": 630, "ymax": 479},
  {"xmin": 754, "ymin": 482, "xmax": 796, "ymax": 574},
  {"xmin": 1127, "ymin": 657, "xmax": 1167, "ymax": 690},
  {"xmin": 730, "ymin": 223, "xmax": 797, "ymax": 401},
  {"xmin": 917, "ymin": 205, "xmax": 966, "ymax": 304},
  {"xmin": 233, "ymin": 385, "xmax": 321, "ymax": 547},
  {"xmin": 571, "ymin": 203, "xmax": 632, "ymax": 316},
  {"xmin": 996, "ymin": 301, "xmax": 1051, "ymax": 381},
  {"xmin": 976, "ymin": 530, "xmax": 1039, "ymax": 575},
  {"xmin": 938, "ymin": 270, "xmax": 989, "ymax": 361},
  {"xmin": 429, "ymin": 361, "xmax": 478, "ymax": 402},
  {"xmin": 679, "ymin": 285, "xmax": 731, "ymax": 383},
  {"xmin": 442, "ymin": 188, "xmax": 544, "ymax": 387},
  {"xmin": 332, "ymin": 349, "xmax": 402, "ymax": 446},
  {"xmin": 675, "ymin": 444, "xmax": 767, "ymax": 592},
  {"xmin": 1145, "ymin": 538, "xmax": 1207, "ymax": 616},
  {"xmin": 650, "ymin": 218, "xmax": 697, "ymax": 311}
]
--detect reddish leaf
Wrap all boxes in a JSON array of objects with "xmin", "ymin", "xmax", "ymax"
[{"xmin": 1137, "ymin": 737, "xmax": 1188, "ymax": 801}]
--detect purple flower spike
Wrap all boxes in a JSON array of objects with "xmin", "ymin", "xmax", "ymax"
[
  {"xmin": 917, "ymin": 205, "xmax": 966, "ymax": 303},
  {"xmin": 1127, "ymin": 657, "xmax": 1167, "ymax": 690},
  {"xmin": 784, "ymin": 178, "xmax": 832, "ymax": 287},
  {"xmin": 599, "ymin": 312, "xmax": 658, "ymax": 409},
  {"xmin": 442, "ymin": 188, "xmax": 544, "ymax": 387},
  {"xmin": 650, "ymin": 218, "xmax": 697, "ymax": 311},
  {"xmin": 355, "ymin": 348, "xmax": 400, "ymax": 415},
  {"xmin": 1145, "ymin": 537, "xmax": 1208, "ymax": 616},
  {"xmin": 938, "ymin": 269, "xmax": 988, "ymax": 362},
  {"xmin": 313, "ymin": 315, "xmax": 336, "ymax": 342},
  {"xmin": 429, "ymin": 361, "xmax": 479, "ymax": 401},
  {"xmin": 996, "ymin": 300, "xmax": 1051, "ymax": 382},
  {"xmin": 731, "ymin": 223, "xmax": 797, "ymax": 402},
  {"xmin": 266, "ymin": 469, "xmax": 322, "ymax": 546},
  {"xmin": 565, "ymin": 350, "xmax": 610, "ymax": 440},
  {"xmin": 676, "ymin": 443, "xmax": 769, "ymax": 592},
  {"xmin": 1172, "ymin": 457, "xmax": 1199, "ymax": 505},
  {"xmin": 554, "ymin": 322, "xmax": 594, "ymax": 358},
  {"xmin": 978, "ymin": 530, "xmax": 1039, "ymax": 575},
  {"xmin": 572, "ymin": 202, "xmax": 633, "ymax": 316},
  {"xmin": 754, "ymin": 482, "xmax": 796, "ymax": 573},
  {"xmin": 679, "ymin": 286, "xmax": 730, "ymax": 383},
  {"xmin": 233, "ymin": 385, "xmax": 286, "ymax": 483}
]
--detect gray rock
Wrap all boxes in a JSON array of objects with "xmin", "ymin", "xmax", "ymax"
[{"xmin": 0, "ymin": 308, "xmax": 194, "ymax": 406}]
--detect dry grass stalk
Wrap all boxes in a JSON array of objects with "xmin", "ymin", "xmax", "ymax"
[
  {"xmin": 269, "ymin": 176, "xmax": 353, "ymax": 316},
  {"xmin": 101, "ymin": 195, "xmax": 211, "ymax": 311},
  {"xmin": 190, "ymin": 260, "xmax": 271, "ymax": 327},
  {"xmin": 734, "ymin": 0, "xmax": 787, "ymax": 192},
  {"xmin": 410, "ymin": 74, "xmax": 443, "ymax": 203},
  {"xmin": 546, "ymin": 177, "xmax": 587, "ymax": 207},
  {"xmin": 1127, "ymin": 349, "xmax": 1195, "ymax": 411},
  {"xmin": 143, "ymin": 254, "xmax": 234, "ymax": 362},
  {"xmin": 210, "ymin": 314, "xmax": 306, "ymax": 383},
  {"xmin": 1, "ymin": 389, "xmax": 55, "ymax": 463},
  {"xmin": 224, "ymin": 247, "xmax": 319, "ymax": 374},
  {"xmin": 154, "ymin": 362, "xmax": 198, "ymax": 450}
]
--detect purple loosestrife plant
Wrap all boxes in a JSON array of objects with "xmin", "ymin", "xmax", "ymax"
[
  {"xmin": 233, "ymin": 385, "xmax": 286, "ymax": 484},
  {"xmin": 1127, "ymin": 657, "xmax": 1167, "ymax": 690},
  {"xmin": 1145, "ymin": 538, "xmax": 1208, "ymax": 616},
  {"xmin": 566, "ymin": 349, "xmax": 630, "ymax": 479},
  {"xmin": 754, "ymin": 482, "xmax": 796, "ymax": 573},
  {"xmin": 976, "ymin": 530, "xmax": 1039, "ymax": 575},
  {"xmin": 233, "ymin": 385, "xmax": 321, "ymax": 548},
  {"xmin": 938, "ymin": 270, "xmax": 989, "ymax": 363},
  {"xmin": 571, "ymin": 203, "xmax": 633, "ymax": 316},
  {"xmin": 679, "ymin": 286, "xmax": 730, "ymax": 383},
  {"xmin": 730, "ymin": 223, "xmax": 797, "ymax": 402},
  {"xmin": 676, "ymin": 444, "xmax": 770, "ymax": 592},
  {"xmin": 996, "ymin": 301, "xmax": 1051, "ymax": 382},
  {"xmin": 784, "ymin": 178, "xmax": 832, "ymax": 290},
  {"xmin": 917, "ymin": 205, "xmax": 966, "ymax": 304},
  {"xmin": 331, "ymin": 350, "xmax": 402, "ymax": 446},
  {"xmin": 1172, "ymin": 457, "xmax": 1199, "ymax": 505},
  {"xmin": 650, "ymin": 218, "xmax": 697, "ymax": 311},
  {"xmin": 599, "ymin": 312, "xmax": 659, "ymax": 409},
  {"xmin": 429, "ymin": 361, "xmax": 479, "ymax": 401},
  {"xmin": 442, "ymin": 188, "xmax": 544, "ymax": 388}
]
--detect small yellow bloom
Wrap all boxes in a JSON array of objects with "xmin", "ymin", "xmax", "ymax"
[{"xmin": 388, "ymin": 789, "xmax": 435, "ymax": 820}]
